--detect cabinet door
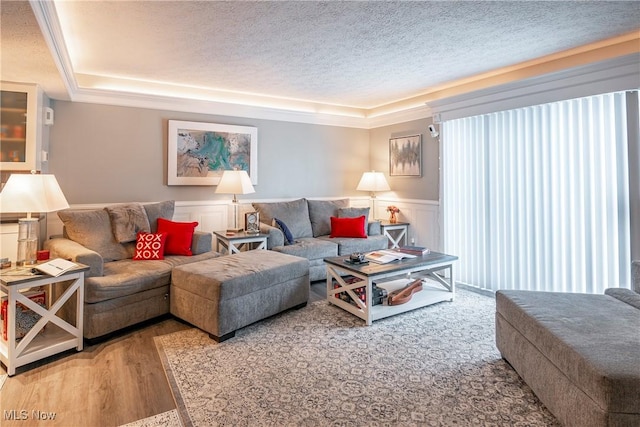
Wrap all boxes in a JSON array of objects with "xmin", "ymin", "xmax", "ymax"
[{"xmin": 0, "ymin": 83, "xmax": 43, "ymax": 171}]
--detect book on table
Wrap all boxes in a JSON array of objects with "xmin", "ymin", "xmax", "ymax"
[
  {"xmin": 1, "ymin": 288, "xmax": 47, "ymax": 341},
  {"xmin": 34, "ymin": 258, "xmax": 77, "ymax": 277},
  {"xmin": 396, "ymin": 245, "xmax": 431, "ymax": 255},
  {"xmin": 365, "ymin": 250, "xmax": 416, "ymax": 264}
]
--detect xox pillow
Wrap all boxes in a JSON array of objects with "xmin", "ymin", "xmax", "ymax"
[
  {"xmin": 156, "ymin": 218, "xmax": 198, "ymax": 256},
  {"xmin": 330, "ymin": 216, "xmax": 367, "ymax": 238},
  {"xmin": 133, "ymin": 232, "xmax": 168, "ymax": 260}
]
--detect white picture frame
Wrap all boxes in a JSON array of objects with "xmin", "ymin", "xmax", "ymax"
[{"xmin": 168, "ymin": 120, "xmax": 257, "ymax": 186}]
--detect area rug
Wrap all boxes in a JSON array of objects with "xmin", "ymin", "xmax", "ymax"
[
  {"xmin": 155, "ymin": 289, "xmax": 559, "ymax": 426},
  {"xmin": 119, "ymin": 410, "xmax": 183, "ymax": 427}
]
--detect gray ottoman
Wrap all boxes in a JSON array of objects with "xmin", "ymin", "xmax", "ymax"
[
  {"xmin": 170, "ymin": 250, "xmax": 309, "ymax": 342},
  {"xmin": 496, "ymin": 290, "xmax": 640, "ymax": 427}
]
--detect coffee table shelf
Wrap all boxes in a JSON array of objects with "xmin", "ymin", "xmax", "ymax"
[{"xmin": 324, "ymin": 252, "xmax": 458, "ymax": 325}]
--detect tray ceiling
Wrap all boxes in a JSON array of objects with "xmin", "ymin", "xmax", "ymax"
[{"xmin": 2, "ymin": 1, "xmax": 639, "ymax": 122}]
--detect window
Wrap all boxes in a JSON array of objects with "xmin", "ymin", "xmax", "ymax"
[{"xmin": 442, "ymin": 92, "xmax": 632, "ymax": 294}]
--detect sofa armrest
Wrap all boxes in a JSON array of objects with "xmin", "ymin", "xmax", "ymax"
[
  {"xmin": 368, "ymin": 220, "xmax": 382, "ymax": 236},
  {"xmin": 259, "ymin": 222, "xmax": 285, "ymax": 248},
  {"xmin": 605, "ymin": 287, "xmax": 640, "ymax": 310},
  {"xmin": 632, "ymin": 260, "xmax": 640, "ymax": 294},
  {"xmin": 192, "ymin": 231, "xmax": 212, "ymax": 255},
  {"xmin": 43, "ymin": 237, "xmax": 104, "ymax": 278}
]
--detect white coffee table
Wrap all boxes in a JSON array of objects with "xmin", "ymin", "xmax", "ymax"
[{"xmin": 324, "ymin": 251, "xmax": 458, "ymax": 325}]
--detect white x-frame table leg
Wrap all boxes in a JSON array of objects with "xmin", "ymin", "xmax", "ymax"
[{"xmin": 1, "ymin": 270, "xmax": 85, "ymax": 376}]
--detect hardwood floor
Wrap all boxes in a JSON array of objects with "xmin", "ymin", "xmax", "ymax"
[
  {"xmin": 0, "ymin": 317, "xmax": 190, "ymax": 427},
  {"xmin": 0, "ymin": 281, "xmax": 328, "ymax": 427}
]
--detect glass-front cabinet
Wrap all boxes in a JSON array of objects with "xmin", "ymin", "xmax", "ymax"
[{"xmin": 0, "ymin": 82, "xmax": 43, "ymax": 172}]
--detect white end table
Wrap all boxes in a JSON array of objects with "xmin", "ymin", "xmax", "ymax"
[
  {"xmin": 0, "ymin": 263, "xmax": 88, "ymax": 376},
  {"xmin": 214, "ymin": 231, "xmax": 268, "ymax": 255},
  {"xmin": 379, "ymin": 220, "xmax": 410, "ymax": 249}
]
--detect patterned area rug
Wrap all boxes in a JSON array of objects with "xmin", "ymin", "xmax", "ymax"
[
  {"xmin": 155, "ymin": 289, "xmax": 559, "ymax": 426},
  {"xmin": 119, "ymin": 410, "xmax": 183, "ymax": 427}
]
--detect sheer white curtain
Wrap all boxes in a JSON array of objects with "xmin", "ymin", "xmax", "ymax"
[{"xmin": 442, "ymin": 92, "xmax": 631, "ymax": 294}]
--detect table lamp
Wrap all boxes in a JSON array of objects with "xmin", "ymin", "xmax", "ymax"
[
  {"xmin": 0, "ymin": 172, "xmax": 69, "ymax": 265},
  {"xmin": 215, "ymin": 170, "xmax": 255, "ymax": 232},
  {"xmin": 356, "ymin": 171, "xmax": 390, "ymax": 219}
]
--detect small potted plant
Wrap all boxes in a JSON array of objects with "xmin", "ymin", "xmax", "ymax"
[{"xmin": 387, "ymin": 205, "xmax": 400, "ymax": 223}]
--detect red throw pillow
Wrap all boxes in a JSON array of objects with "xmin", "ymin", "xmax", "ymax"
[
  {"xmin": 156, "ymin": 218, "xmax": 199, "ymax": 256},
  {"xmin": 133, "ymin": 232, "xmax": 168, "ymax": 260},
  {"xmin": 330, "ymin": 216, "xmax": 367, "ymax": 238}
]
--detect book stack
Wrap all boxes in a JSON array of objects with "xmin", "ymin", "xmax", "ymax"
[
  {"xmin": 396, "ymin": 246, "xmax": 430, "ymax": 256},
  {"xmin": 332, "ymin": 276, "xmax": 387, "ymax": 307},
  {"xmin": 1, "ymin": 288, "xmax": 47, "ymax": 341}
]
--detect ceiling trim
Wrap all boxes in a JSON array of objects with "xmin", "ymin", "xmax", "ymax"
[
  {"xmin": 29, "ymin": 0, "xmax": 77, "ymax": 96},
  {"xmin": 70, "ymin": 88, "xmax": 373, "ymax": 129},
  {"xmin": 29, "ymin": 0, "xmax": 640, "ymax": 129},
  {"xmin": 429, "ymin": 53, "xmax": 640, "ymax": 122}
]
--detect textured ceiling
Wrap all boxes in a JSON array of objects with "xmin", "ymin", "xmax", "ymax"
[{"xmin": 2, "ymin": 1, "xmax": 640, "ymax": 112}]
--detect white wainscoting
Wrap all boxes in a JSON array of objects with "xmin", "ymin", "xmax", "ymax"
[
  {"xmin": 375, "ymin": 197, "xmax": 441, "ymax": 251},
  {"xmin": 45, "ymin": 197, "xmax": 441, "ymax": 252}
]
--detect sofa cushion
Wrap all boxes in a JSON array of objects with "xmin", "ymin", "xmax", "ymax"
[
  {"xmin": 604, "ymin": 287, "xmax": 640, "ymax": 310},
  {"xmin": 273, "ymin": 237, "xmax": 338, "ymax": 260},
  {"xmin": 85, "ymin": 259, "xmax": 173, "ymax": 303},
  {"xmin": 307, "ymin": 199, "xmax": 349, "ymax": 237},
  {"xmin": 84, "ymin": 251, "xmax": 219, "ymax": 303},
  {"xmin": 496, "ymin": 290, "xmax": 640, "ymax": 415},
  {"xmin": 143, "ymin": 200, "xmax": 175, "ymax": 233},
  {"xmin": 318, "ymin": 234, "xmax": 388, "ymax": 256},
  {"xmin": 338, "ymin": 207, "xmax": 370, "ymax": 234},
  {"xmin": 330, "ymin": 216, "xmax": 367, "ymax": 238},
  {"xmin": 105, "ymin": 203, "xmax": 151, "ymax": 243},
  {"xmin": 253, "ymin": 198, "xmax": 313, "ymax": 239},
  {"xmin": 58, "ymin": 209, "xmax": 130, "ymax": 262}
]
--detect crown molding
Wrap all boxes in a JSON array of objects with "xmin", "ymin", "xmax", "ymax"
[
  {"xmin": 30, "ymin": 1, "xmax": 640, "ymax": 129},
  {"xmin": 428, "ymin": 53, "xmax": 640, "ymax": 121},
  {"xmin": 70, "ymin": 87, "xmax": 374, "ymax": 128},
  {"xmin": 29, "ymin": 0, "xmax": 77, "ymax": 96}
]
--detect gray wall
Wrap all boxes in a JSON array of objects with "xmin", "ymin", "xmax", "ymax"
[
  {"xmin": 48, "ymin": 101, "xmax": 372, "ymax": 204},
  {"xmin": 369, "ymin": 118, "xmax": 438, "ymax": 201}
]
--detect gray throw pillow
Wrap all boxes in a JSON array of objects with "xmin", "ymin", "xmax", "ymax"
[
  {"xmin": 252, "ymin": 199, "xmax": 313, "ymax": 239},
  {"xmin": 104, "ymin": 203, "xmax": 151, "ymax": 243},
  {"xmin": 143, "ymin": 200, "xmax": 175, "ymax": 233},
  {"xmin": 338, "ymin": 207, "xmax": 370, "ymax": 235},
  {"xmin": 307, "ymin": 199, "xmax": 349, "ymax": 237},
  {"xmin": 58, "ymin": 209, "xmax": 130, "ymax": 262}
]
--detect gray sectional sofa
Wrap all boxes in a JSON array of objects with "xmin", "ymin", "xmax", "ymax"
[
  {"xmin": 496, "ymin": 260, "xmax": 640, "ymax": 427},
  {"xmin": 252, "ymin": 198, "xmax": 388, "ymax": 281},
  {"xmin": 44, "ymin": 201, "xmax": 219, "ymax": 339}
]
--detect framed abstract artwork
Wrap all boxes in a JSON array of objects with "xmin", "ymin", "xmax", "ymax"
[
  {"xmin": 389, "ymin": 134, "xmax": 421, "ymax": 177},
  {"xmin": 167, "ymin": 120, "xmax": 257, "ymax": 186}
]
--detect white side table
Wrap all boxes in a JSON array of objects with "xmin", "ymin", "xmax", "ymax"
[
  {"xmin": 0, "ymin": 263, "xmax": 88, "ymax": 376},
  {"xmin": 214, "ymin": 231, "xmax": 268, "ymax": 255},
  {"xmin": 379, "ymin": 221, "xmax": 410, "ymax": 249}
]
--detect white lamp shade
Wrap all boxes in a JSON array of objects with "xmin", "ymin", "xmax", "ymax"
[
  {"xmin": 215, "ymin": 170, "xmax": 255, "ymax": 195},
  {"xmin": 356, "ymin": 171, "xmax": 391, "ymax": 192},
  {"xmin": 0, "ymin": 173, "xmax": 70, "ymax": 214}
]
